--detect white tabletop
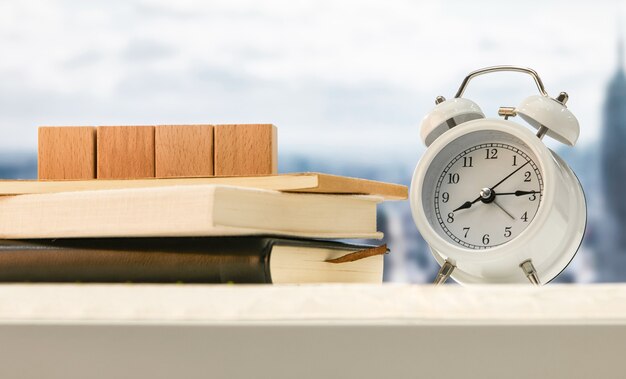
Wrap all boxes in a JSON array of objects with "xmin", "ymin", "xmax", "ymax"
[{"xmin": 0, "ymin": 283, "xmax": 623, "ymax": 379}]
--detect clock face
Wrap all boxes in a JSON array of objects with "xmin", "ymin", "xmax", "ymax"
[{"xmin": 422, "ymin": 130, "xmax": 544, "ymax": 250}]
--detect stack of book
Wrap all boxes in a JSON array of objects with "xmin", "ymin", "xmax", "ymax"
[{"xmin": 0, "ymin": 173, "xmax": 407, "ymax": 284}]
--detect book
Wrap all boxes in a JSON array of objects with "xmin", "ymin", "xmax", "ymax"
[
  {"xmin": 0, "ymin": 185, "xmax": 381, "ymax": 239},
  {"xmin": 0, "ymin": 237, "xmax": 386, "ymax": 283},
  {"xmin": 0, "ymin": 172, "xmax": 408, "ymax": 200}
]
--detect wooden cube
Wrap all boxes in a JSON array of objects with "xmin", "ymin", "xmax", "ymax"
[
  {"xmin": 97, "ymin": 126, "xmax": 155, "ymax": 179},
  {"xmin": 155, "ymin": 125, "xmax": 214, "ymax": 178},
  {"xmin": 214, "ymin": 124, "xmax": 277, "ymax": 176},
  {"xmin": 38, "ymin": 126, "xmax": 96, "ymax": 180}
]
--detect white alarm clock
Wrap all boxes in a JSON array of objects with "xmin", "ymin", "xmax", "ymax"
[{"xmin": 410, "ymin": 66, "xmax": 586, "ymax": 285}]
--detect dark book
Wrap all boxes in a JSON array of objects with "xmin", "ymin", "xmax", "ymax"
[{"xmin": 0, "ymin": 237, "xmax": 386, "ymax": 283}]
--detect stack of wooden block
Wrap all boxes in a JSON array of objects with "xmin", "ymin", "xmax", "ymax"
[{"xmin": 38, "ymin": 124, "xmax": 278, "ymax": 180}]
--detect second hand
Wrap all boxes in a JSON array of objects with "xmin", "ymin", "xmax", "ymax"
[{"xmin": 493, "ymin": 199, "xmax": 515, "ymax": 219}]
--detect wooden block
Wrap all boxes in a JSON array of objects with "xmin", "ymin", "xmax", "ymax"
[
  {"xmin": 38, "ymin": 126, "xmax": 96, "ymax": 180},
  {"xmin": 155, "ymin": 125, "xmax": 214, "ymax": 178},
  {"xmin": 97, "ymin": 126, "xmax": 155, "ymax": 179},
  {"xmin": 214, "ymin": 124, "xmax": 277, "ymax": 176}
]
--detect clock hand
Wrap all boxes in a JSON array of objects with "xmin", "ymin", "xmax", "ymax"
[
  {"xmin": 489, "ymin": 160, "xmax": 531, "ymax": 191},
  {"xmin": 492, "ymin": 199, "xmax": 515, "ymax": 220},
  {"xmin": 452, "ymin": 187, "xmax": 494, "ymax": 213},
  {"xmin": 496, "ymin": 190, "xmax": 539, "ymax": 196},
  {"xmin": 452, "ymin": 197, "xmax": 481, "ymax": 213}
]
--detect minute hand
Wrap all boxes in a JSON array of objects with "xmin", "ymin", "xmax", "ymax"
[{"xmin": 489, "ymin": 160, "xmax": 530, "ymax": 191}]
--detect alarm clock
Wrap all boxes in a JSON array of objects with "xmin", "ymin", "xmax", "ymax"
[{"xmin": 410, "ymin": 66, "xmax": 586, "ymax": 285}]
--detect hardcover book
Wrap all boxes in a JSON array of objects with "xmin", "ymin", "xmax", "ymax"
[{"xmin": 0, "ymin": 237, "xmax": 386, "ymax": 283}]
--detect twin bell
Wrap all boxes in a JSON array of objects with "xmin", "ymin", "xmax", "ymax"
[{"xmin": 419, "ymin": 66, "xmax": 580, "ymax": 148}]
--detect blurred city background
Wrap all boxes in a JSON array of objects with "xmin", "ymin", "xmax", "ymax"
[{"xmin": 0, "ymin": 0, "xmax": 623, "ymax": 282}]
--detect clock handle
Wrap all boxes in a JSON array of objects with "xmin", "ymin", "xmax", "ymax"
[
  {"xmin": 454, "ymin": 65, "xmax": 548, "ymax": 98},
  {"xmin": 453, "ymin": 65, "xmax": 580, "ymax": 146}
]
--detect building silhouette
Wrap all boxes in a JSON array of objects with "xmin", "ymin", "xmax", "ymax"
[{"xmin": 597, "ymin": 34, "xmax": 626, "ymax": 281}]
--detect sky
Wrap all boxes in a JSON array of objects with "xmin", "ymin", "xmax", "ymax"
[{"xmin": 0, "ymin": 0, "xmax": 623, "ymax": 162}]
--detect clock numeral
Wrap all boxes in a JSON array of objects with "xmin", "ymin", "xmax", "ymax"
[
  {"xmin": 441, "ymin": 192, "xmax": 449, "ymax": 203},
  {"xmin": 463, "ymin": 156, "xmax": 473, "ymax": 167},
  {"xmin": 485, "ymin": 148, "xmax": 498, "ymax": 159},
  {"xmin": 482, "ymin": 234, "xmax": 490, "ymax": 245},
  {"xmin": 462, "ymin": 227, "xmax": 470, "ymax": 238},
  {"xmin": 447, "ymin": 173, "xmax": 460, "ymax": 184},
  {"xmin": 521, "ymin": 211, "xmax": 528, "ymax": 222},
  {"xmin": 447, "ymin": 212, "xmax": 454, "ymax": 223},
  {"xmin": 504, "ymin": 226, "xmax": 512, "ymax": 238},
  {"xmin": 512, "ymin": 155, "xmax": 518, "ymax": 166},
  {"xmin": 524, "ymin": 171, "xmax": 532, "ymax": 182},
  {"xmin": 529, "ymin": 193, "xmax": 537, "ymax": 201}
]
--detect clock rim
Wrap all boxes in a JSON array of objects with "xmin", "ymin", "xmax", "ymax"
[{"xmin": 410, "ymin": 118, "xmax": 557, "ymax": 263}]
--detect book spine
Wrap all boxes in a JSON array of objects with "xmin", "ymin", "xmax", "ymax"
[{"xmin": 0, "ymin": 238, "xmax": 272, "ymax": 283}]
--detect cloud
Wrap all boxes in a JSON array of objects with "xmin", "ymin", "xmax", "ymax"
[
  {"xmin": 62, "ymin": 50, "xmax": 104, "ymax": 69},
  {"xmin": 131, "ymin": 2, "xmax": 203, "ymax": 20},
  {"xmin": 0, "ymin": 0, "xmax": 621, "ymax": 155},
  {"xmin": 122, "ymin": 39, "xmax": 177, "ymax": 62}
]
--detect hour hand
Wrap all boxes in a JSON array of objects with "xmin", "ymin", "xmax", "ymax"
[
  {"xmin": 514, "ymin": 190, "xmax": 537, "ymax": 196},
  {"xmin": 452, "ymin": 197, "xmax": 480, "ymax": 213},
  {"xmin": 495, "ymin": 190, "xmax": 539, "ymax": 196}
]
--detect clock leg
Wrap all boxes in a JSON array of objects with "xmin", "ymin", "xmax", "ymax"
[
  {"xmin": 520, "ymin": 259, "xmax": 541, "ymax": 285},
  {"xmin": 433, "ymin": 259, "xmax": 456, "ymax": 285}
]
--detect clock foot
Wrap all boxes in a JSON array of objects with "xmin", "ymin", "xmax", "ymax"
[
  {"xmin": 433, "ymin": 259, "xmax": 456, "ymax": 285},
  {"xmin": 520, "ymin": 259, "xmax": 541, "ymax": 285}
]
